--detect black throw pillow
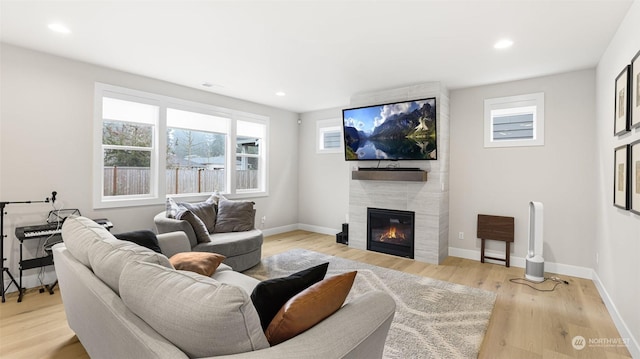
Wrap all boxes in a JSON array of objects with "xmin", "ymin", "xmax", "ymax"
[
  {"xmin": 251, "ymin": 262, "xmax": 329, "ymax": 330},
  {"xmin": 114, "ymin": 230, "xmax": 162, "ymax": 253}
]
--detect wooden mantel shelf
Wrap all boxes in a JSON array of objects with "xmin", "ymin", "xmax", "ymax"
[{"xmin": 351, "ymin": 170, "xmax": 428, "ymax": 182}]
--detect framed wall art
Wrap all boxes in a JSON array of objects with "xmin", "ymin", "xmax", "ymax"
[
  {"xmin": 614, "ymin": 65, "xmax": 631, "ymax": 136},
  {"xmin": 630, "ymin": 140, "xmax": 640, "ymax": 214},
  {"xmin": 631, "ymin": 50, "xmax": 640, "ymax": 129},
  {"xmin": 614, "ymin": 144, "xmax": 630, "ymax": 210}
]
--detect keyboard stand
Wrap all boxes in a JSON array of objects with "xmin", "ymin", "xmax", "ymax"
[
  {"xmin": 1, "ymin": 201, "xmax": 27, "ymax": 303},
  {"xmin": 0, "ymin": 194, "xmax": 55, "ymax": 303}
]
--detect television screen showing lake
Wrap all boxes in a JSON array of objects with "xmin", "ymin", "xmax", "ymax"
[
  {"xmin": 342, "ymin": 97, "xmax": 437, "ymax": 161},
  {"xmin": 352, "ymin": 139, "xmax": 435, "ymax": 160}
]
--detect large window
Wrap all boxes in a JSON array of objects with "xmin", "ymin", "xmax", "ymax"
[
  {"xmin": 167, "ymin": 108, "xmax": 229, "ymax": 195},
  {"xmin": 94, "ymin": 83, "xmax": 268, "ymax": 208},
  {"xmin": 484, "ymin": 92, "xmax": 544, "ymax": 148}
]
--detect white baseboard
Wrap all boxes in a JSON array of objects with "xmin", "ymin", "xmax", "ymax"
[
  {"xmin": 296, "ymin": 224, "xmax": 340, "ymax": 236},
  {"xmin": 262, "ymin": 223, "xmax": 340, "ymax": 237},
  {"xmin": 262, "ymin": 223, "xmax": 341, "ymax": 237},
  {"xmin": 448, "ymin": 246, "xmax": 593, "ymax": 279},
  {"xmin": 261, "ymin": 224, "xmax": 300, "ymax": 237},
  {"xmin": 592, "ymin": 271, "xmax": 640, "ymax": 358}
]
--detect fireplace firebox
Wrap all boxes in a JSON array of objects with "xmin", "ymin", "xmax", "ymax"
[{"xmin": 367, "ymin": 208, "xmax": 414, "ymax": 259}]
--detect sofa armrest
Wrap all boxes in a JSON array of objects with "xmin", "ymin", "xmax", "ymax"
[
  {"xmin": 156, "ymin": 231, "xmax": 192, "ymax": 258},
  {"xmin": 211, "ymin": 291, "xmax": 396, "ymax": 359},
  {"xmin": 154, "ymin": 212, "xmax": 197, "ymax": 248}
]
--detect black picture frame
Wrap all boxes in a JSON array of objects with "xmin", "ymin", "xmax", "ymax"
[
  {"xmin": 631, "ymin": 50, "xmax": 640, "ymax": 129},
  {"xmin": 614, "ymin": 144, "xmax": 630, "ymax": 210},
  {"xmin": 630, "ymin": 140, "xmax": 640, "ymax": 215},
  {"xmin": 614, "ymin": 65, "xmax": 631, "ymax": 136}
]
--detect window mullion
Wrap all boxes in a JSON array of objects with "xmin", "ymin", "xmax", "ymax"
[
  {"xmin": 228, "ymin": 117, "xmax": 237, "ymax": 195},
  {"xmin": 102, "ymin": 144, "xmax": 152, "ymax": 151}
]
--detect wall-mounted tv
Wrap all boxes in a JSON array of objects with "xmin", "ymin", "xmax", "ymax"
[{"xmin": 342, "ymin": 97, "xmax": 437, "ymax": 161}]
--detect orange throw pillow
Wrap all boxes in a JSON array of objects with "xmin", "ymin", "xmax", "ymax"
[
  {"xmin": 169, "ymin": 252, "xmax": 225, "ymax": 277},
  {"xmin": 265, "ymin": 271, "xmax": 357, "ymax": 345}
]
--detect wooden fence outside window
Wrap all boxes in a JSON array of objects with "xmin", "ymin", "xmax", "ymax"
[{"xmin": 104, "ymin": 167, "xmax": 258, "ymax": 196}]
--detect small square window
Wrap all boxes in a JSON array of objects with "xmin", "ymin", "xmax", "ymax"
[
  {"xmin": 317, "ymin": 119, "xmax": 343, "ymax": 153},
  {"xmin": 484, "ymin": 93, "xmax": 544, "ymax": 148}
]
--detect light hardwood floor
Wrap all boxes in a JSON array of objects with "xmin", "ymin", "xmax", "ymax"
[{"xmin": 0, "ymin": 230, "xmax": 631, "ymax": 358}]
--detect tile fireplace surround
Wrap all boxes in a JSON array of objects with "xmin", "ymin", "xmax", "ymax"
[{"xmin": 347, "ymin": 83, "xmax": 450, "ymax": 264}]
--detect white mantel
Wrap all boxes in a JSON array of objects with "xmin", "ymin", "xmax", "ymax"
[{"xmin": 347, "ymin": 83, "xmax": 450, "ymax": 264}]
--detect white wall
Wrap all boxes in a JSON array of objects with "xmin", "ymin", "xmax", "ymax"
[
  {"xmin": 0, "ymin": 44, "xmax": 299, "ymax": 287},
  {"xmin": 298, "ymin": 107, "xmax": 350, "ymax": 233},
  {"xmin": 299, "ymin": 71, "xmax": 599, "ymax": 271},
  {"xmin": 595, "ymin": 0, "xmax": 640, "ymax": 355},
  {"xmin": 448, "ymin": 69, "xmax": 597, "ymax": 271}
]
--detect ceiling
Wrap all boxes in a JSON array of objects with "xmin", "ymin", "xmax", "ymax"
[{"xmin": 0, "ymin": 1, "xmax": 633, "ymax": 113}]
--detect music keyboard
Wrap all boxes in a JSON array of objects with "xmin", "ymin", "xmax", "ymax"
[{"xmin": 15, "ymin": 218, "xmax": 113, "ymax": 241}]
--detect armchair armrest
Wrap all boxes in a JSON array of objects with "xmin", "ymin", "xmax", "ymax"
[
  {"xmin": 154, "ymin": 212, "xmax": 197, "ymax": 248},
  {"xmin": 156, "ymin": 231, "xmax": 192, "ymax": 258}
]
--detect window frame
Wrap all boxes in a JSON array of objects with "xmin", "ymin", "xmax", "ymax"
[
  {"xmin": 316, "ymin": 118, "xmax": 343, "ymax": 154},
  {"xmin": 232, "ymin": 115, "xmax": 269, "ymax": 197},
  {"xmin": 484, "ymin": 92, "xmax": 544, "ymax": 148},
  {"xmin": 93, "ymin": 83, "xmax": 269, "ymax": 209}
]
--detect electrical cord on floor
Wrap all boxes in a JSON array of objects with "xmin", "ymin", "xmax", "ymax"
[{"xmin": 509, "ymin": 276, "xmax": 569, "ymax": 292}]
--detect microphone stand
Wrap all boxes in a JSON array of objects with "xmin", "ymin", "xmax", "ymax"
[{"xmin": 1, "ymin": 194, "xmax": 54, "ymax": 303}]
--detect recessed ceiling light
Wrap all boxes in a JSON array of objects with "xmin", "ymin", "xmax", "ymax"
[
  {"xmin": 494, "ymin": 39, "xmax": 513, "ymax": 49},
  {"xmin": 48, "ymin": 23, "xmax": 71, "ymax": 34},
  {"xmin": 202, "ymin": 82, "xmax": 214, "ymax": 87},
  {"xmin": 275, "ymin": 91, "xmax": 286, "ymax": 97}
]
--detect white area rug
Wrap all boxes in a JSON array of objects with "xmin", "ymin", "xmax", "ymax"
[{"xmin": 243, "ymin": 248, "xmax": 496, "ymax": 359}]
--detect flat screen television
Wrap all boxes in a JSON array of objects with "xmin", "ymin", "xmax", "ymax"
[{"xmin": 342, "ymin": 97, "xmax": 437, "ymax": 161}]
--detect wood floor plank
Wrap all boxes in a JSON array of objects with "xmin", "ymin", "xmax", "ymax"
[{"xmin": 0, "ymin": 230, "xmax": 631, "ymax": 358}]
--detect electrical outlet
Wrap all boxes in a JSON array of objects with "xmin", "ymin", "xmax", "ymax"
[
  {"xmin": 458, "ymin": 232, "xmax": 464, "ymax": 240},
  {"xmin": 596, "ymin": 252, "xmax": 599, "ymax": 265},
  {"xmin": 261, "ymin": 216, "xmax": 266, "ymax": 224}
]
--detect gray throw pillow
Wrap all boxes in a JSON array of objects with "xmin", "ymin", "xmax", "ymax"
[
  {"xmin": 214, "ymin": 199, "xmax": 255, "ymax": 233},
  {"xmin": 180, "ymin": 201, "xmax": 217, "ymax": 234},
  {"xmin": 176, "ymin": 209, "xmax": 211, "ymax": 243}
]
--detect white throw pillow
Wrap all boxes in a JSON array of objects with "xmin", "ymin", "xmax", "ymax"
[{"xmin": 119, "ymin": 260, "xmax": 269, "ymax": 357}]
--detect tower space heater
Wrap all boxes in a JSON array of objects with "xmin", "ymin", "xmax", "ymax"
[{"xmin": 526, "ymin": 201, "xmax": 545, "ymax": 282}]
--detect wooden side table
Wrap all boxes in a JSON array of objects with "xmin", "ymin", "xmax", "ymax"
[{"xmin": 477, "ymin": 214, "xmax": 514, "ymax": 267}]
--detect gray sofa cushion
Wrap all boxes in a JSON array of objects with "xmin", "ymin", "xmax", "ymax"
[
  {"xmin": 88, "ymin": 237, "xmax": 172, "ymax": 295},
  {"xmin": 61, "ymin": 215, "xmax": 113, "ymax": 268},
  {"xmin": 193, "ymin": 229, "xmax": 263, "ymax": 258},
  {"xmin": 119, "ymin": 261, "xmax": 270, "ymax": 357}
]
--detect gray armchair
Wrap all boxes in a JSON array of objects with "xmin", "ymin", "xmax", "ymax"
[{"xmin": 154, "ymin": 212, "xmax": 263, "ymax": 271}]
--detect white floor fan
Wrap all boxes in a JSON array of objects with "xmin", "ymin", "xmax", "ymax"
[{"xmin": 525, "ymin": 201, "xmax": 545, "ymax": 282}]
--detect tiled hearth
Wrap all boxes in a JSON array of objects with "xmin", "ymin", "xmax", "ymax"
[{"xmin": 347, "ymin": 83, "xmax": 449, "ymax": 264}]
